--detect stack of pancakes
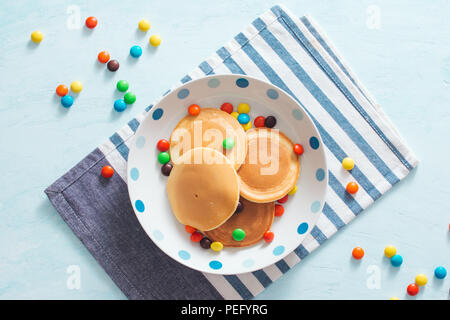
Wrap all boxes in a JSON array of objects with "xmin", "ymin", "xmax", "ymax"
[{"xmin": 166, "ymin": 108, "xmax": 300, "ymax": 248}]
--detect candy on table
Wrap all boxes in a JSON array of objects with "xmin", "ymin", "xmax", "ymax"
[
  {"xmin": 434, "ymin": 266, "xmax": 447, "ymax": 279},
  {"xmin": 161, "ymin": 163, "xmax": 173, "ymax": 176},
  {"xmin": 190, "ymin": 231, "xmax": 203, "ymax": 242},
  {"xmin": 234, "ymin": 201, "xmax": 243, "ymax": 214},
  {"xmin": 149, "ymin": 35, "xmax": 162, "ymax": 47},
  {"xmin": 200, "ymin": 237, "xmax": 212, "ymax": 249},
  {"xmin": 70, "ymin": 81, "xmax": 83, "ymax": 93},
  {"xmin": 130, "ymin": 45, "xmax": 143, "ymax": 58},
  {"xmin": 389, "ymin": 297, "xmax": 400, "ymax": 300},
  {"xmin": 158, "ymin": 151, "xmax": 170, "ymax": 164},
  {"xmin": 210, "ymin": 241, "xmax": 223, "ymax": 252},
  {"xmin": 55, "ymin": 84, "xmax": 68, "ymax": 97},
  {"xmin": 242, "ymin": 121, "xmax": 252, "ymax": 131},
  {"xmin": 293, "ymin": 144, "xmax": 304, "ymax": 155},
  {"xmin": 61, "ymin": 95, "xmax": 74, "ymax": 108},
  {"xmin": 30, "ymin": 30, "xmax": 43, "ymax": 43},
  {"xmin": 346, "ymin": 181, "xmax": 359, "ymax": 194},
  {"xmin": 342, "ymin": 157, "xmax": 355, "ymax": 170},
  {"xmin": 124, "ymin": 92, "xmax": 136, "ymax": 104},
  {"xmin": 97, "ymin": 51, "xmax": 110, "ymax": 63},
  {"xmin": 237, "ymin": 113, "xmax": 250, "ymax": 125},
  {"xmin": 274, "ymin": 204, "xmax": 284, "ymax": 217},
  {"xmin": 263, "ymin": 230, "xmax": 274, "ymax": 243},
  {"xmin": 384, "ymin": 245, "xmax": 397, "ymax": 258},
  {"xmin": 390, "ymin": 254, "xmax": 403, "ymax": 267},
  {"xmin": 85, "ymin": 16, "xmax": 98, "ymax": 29},
  {"xmin": 222, "ymin": 138, "xmax": 235, "ymax": 150},
  {"xmin": 185, "ymin": 225, "xmax": 196, "ymax": 233},
  {"xmin": 220, "ymin": 102, "xmax": 233, "ymax": 114},
  {"xmin": 406, "ymin": 283, "xmax": 419, "ymax": 296},
  {"xmin": 230, "ymin": 112, "xmax": 239, "ymax": 119},
  {"xmin": 157, "ymin": 139, "xmax": 170, "ymax": 152},
  {"xmin": 415, "ymin": 273, "xmax": 428, "ymax": 286},
  {"xmin": 138, "ymin": 19, "xmax": 151, "ymax": 32},
  {"xmin": 254, "ymin": 116, "xmax": 265, "ymax": 128},
  {"xmin": 116, "ymin": 80, "xmax": 129, "ymax": 92},
  {"xmin": 277, "ymin": 194, "xmax": 288, "ymax": 204},
  {"xmin": 101, "ymin": 165, "xmax": 114, "ymax": 178},
  {"xmin": 188, "ymin": 104, "xmax": 200, "ymax": 116},
  {"xmin": 113, "ymin": 99, "xmax": 127, "ymax": 112},
  {"xmin": 352, "ymin": 247, "xmax": 364, "ymax": 259},
  {"xmin": 237, "ymin": 103, "xmax": 250, "ymax": 114},
  {"xmin": 264, "ymin": 115, "xmax": 276, "ymax": 128},
  {"xmin": 107, "ymin": 60, "xmax": 120, "ymax": 72},
  {"xmin": 232, "ymin": 228, "xmax": 246, "ymax": 241},
  {"xmin": 288, "ymin": 185, "xmax": 297, "ymax": 196}
]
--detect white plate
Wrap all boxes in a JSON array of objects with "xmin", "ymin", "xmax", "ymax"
[{"xmin": 127, "ymin": 74, "xmax": 327, "ymax": 274}]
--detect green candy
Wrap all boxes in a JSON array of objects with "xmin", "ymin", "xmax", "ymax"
[
  {"xmin": 116, "ymin": 80, "xmax": 129, "ymax": 92},
  {"xmin": 232, "ymin": 228, "xmax": 246, "ymax": 241},
  {"xmin": 158, "ymin": 152, "xmax": 170, "ymax": 164},
  {"xmin": 222, "ymin": 138, "xmax": 235, "ymax": 150},
  {"xmin": 124, "ymin": 91, "xmax": 136, "ymax": 104}
]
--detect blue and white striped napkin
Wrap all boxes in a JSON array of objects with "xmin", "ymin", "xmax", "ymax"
[{"xmin": 45, "ymin": 4, "xmax": 418, "ymax": 299}]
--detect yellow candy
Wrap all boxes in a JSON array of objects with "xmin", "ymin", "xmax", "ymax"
[
  {"xmin": 242, "ymin": 121, "xmax": 252, "ymax": 131},
  {"xmin": 211, "ymin": 241, "xmax": 223, "ymax": 252},
  {"xmin": 237, "ymin": 103, "xmax": 250, "ymax": 114},
  {"xmin": 384, "ymin": 245, "xmax": 397, "ymax": 258},
  {"xmin": 70, "ymin": 81, "xmax": 83, "ymax": 93},
  {"xmin": 138, "ymin": 19, "xmax": 151, "ymax": 32},
  {"xmin": 230, "ymin": 112, "xmax": 239, "ymax": 119},
  {"xmin": 415, "ymin": 273, "xmax": 427, "ymax": 286},
  {"xmin": 288, "ymin": 185, "xmax": 297, "ymax": 196},
  {"xmin": 31, "ymin": 30, "xmax": 43, "ymax": 43},
  {"xmin": 389, "ymin": 297, "xmax": 399, "ymax": 300},
  {"xmin": 149, "ymin": 34, "xmax": 161, "ymax": 47},
  {"xmin": 342, "ymin": 157, "xmax": 355, "ymax": 170}
]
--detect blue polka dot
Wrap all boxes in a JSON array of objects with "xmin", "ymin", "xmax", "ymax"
[
  {"xmin": 297, "ymin": 222, "xmax": 309, "ymax": 234},
  {"xmin": 309, "ymin": 136, "xmax": 320, "ymax": 149},
  {"xmin": 135, "ymin": 200, "xmax": 145, "ymax": 212},
  {"xmin": 292, "ymin": 108, "xmax": 303, "ymax": 120},
  {"xmin": 177, "ymin": 88, "xmax": 190, "ymax": 99},
  {"xmin": 178, "ymin": 250, "xmax": 190, "ymax": 260},
  {"xmin": 153, "ymin": 229, "xmax": 164, "ymax": 241},
  {"xmin": 130, "ymin": 168, "xmax": 139, "ymax": 181},
  {"xmin": 266, "ymin": 89, "xmax": 279, "ymax": 99},
  {"xmin": 242, "ymin": 259, "xmax": 254, "ymax": 268},
  {"xmin": 273, "ymin": 245, "xmax": 285, "ymax": 256},
  {"xmin": 152, "ymin": 108, "xmax": 163, "ymax": 120},
  {"xmin": 316, "ymin": 168, "xmax": 325, "ymax": 181},
  {"xmin": 136, "ymin": 136, "xmax": 145, "ymax": 149},
  {"xmin": 209, "ymin": 260, "xmax": 222, "ymax": 270},
  {"xmin": 311, "ymin": 201, "xmax": 321, "ymax": 213},
  {"xmin": 208, "ymin": 78, "xmax": 220, "ymax": 88},
  {"xmin": 236, "ymin": 78, "xmax": 249, "ymax": 88}
]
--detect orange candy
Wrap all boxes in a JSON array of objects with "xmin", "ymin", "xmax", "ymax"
[
  {"xmin": 190, "ymin": 231, "xmax": 203, "ymax": 242},
  {"xmin": 188, "ymin": 104, "xmax": 201, "ymax": 116},
  {"xmin": 56, "ymin": 84, "xmax": 68, "ymax": 97},
  {"xmin": 352, "ymin": 247, "xmax": 364, "ymax": 259},
  {"xmin": 97, "ymin": 51, "xmax": 110, "ymax": 64},
  {"xmin": 274, "ymin": 204, "xmax": 284, "ymax": 217},
  {"xmin": 293, "ymin": 144, "xmax": 304, "ymax": 155},
  {"xmin": 346, "ymin": 182, "xmax": 359, "ymax": 194},
  {"xmin": 263, "ymin": 231, "xmax": 274, "ymax": 243},
  {"xmin": 185, "ymin": 225, "xmax": 196, "ymax": 234},
  {"xmin": 85, "ymin": 16, "xmax": 98, "ymax": 29},
  {"xmin": 101, "ymin": 165, "xmax": 114, "ymax": 178}
]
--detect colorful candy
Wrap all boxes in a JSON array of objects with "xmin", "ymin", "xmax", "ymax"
[
  {"xmin": 61, "ymin": 95, "xmax": 74, "ymax": 108},
  {"xmin": 406, "ymin": 283, "xmax": 419, "ymax": 296},
  {"xmin": 232, "ymin": 228, "xmax": 246, "ymax": 241},
  {"xmin": 434, "ymin": 266, "xmax": 447, "ymax": 279},
  {"xmin": 384, "ymin": 245, "xmax": 397, "ymax": 258},
  {"xmin": 130, "ymin": 45, "xmax": 142, "ymax": 58},
  {"xmin": 107, "ymin": 59, "xmax": 120, "ymax": 72},
  {"xmin": 352, "ymin": 247, "xmax": 364, "ymax": 260},
  {"xmin": 185, "ymin": 225, "xmax": 196, "ymax": 233},
  {"xmin": 138, "ymin": 19, "xmax": 151, "ymax": 32},
  {"xmin": 97, "ymin": 51, "xmax": 110, "ymax": 64},
  {"xmin": 161, "ymin": 163, "xmax": 173, "ymax": 176},
  {"xmin": 390, "ymin": 254, "xmax": 403, "ymax": 267},
  {"xmin": 85, "ymin": 16, "xmax": 98, "ymax": 29},
  {"xmin": 116, "ymin": 80, "xmax": 129, "ymax": 92},
  {"xmin": 242, "ymin": 121, "xmax": 252, "ymax": 131},
  {"xmin": 158, "ymin": 152, "xmax": 170, "ymax": 164},
  {"xmin": 237, "ymin": 113, "xmax": 250, "ymax": 125},
  {"xmin": 415, "ymin": 273, "xmax": 428, "ymax": 286},
  {"xmin": 124, "ymin": 92, "xmax": 136, "ymax": 104},
  {"xmin": 342, "ymin": 157, "xmax": 355, "ymax": 170},
  {"xmin": 389, "ymin": 297, "xmax": 400, "ymax": 300},
  {"xmin": 220, "ymin": 102, "xmax": 233, "ymax": 114},
  {"xmin": 211, "ymin": 241, "xmax": 223, "ymax": 252},
  {"xmin": 237, "ymin": 103, "xmax": 250, "ymax": 114},
  {"xmin": 254, "ymin": 116, "xmax": 265, "ymax": 128},
  {"xmin": 235, "ymin": 201, "xmax": 243, "ymax": 214},
  {"xmin": 346, "ymin": 182, "xmax": 359, "ymax": 194},
  {"xmin": 200, "ymin": 237, "xmax": 212, "ymax": 249},
  {"xmin": 288, "ymin": 185, "xmax": 297, "ymax": 196},
  {"xmin": 277, "ymin": 194, "xmax": 288, "ymax": 204},
  {"xmin": 222, "ymin": 138, "xmax": 235, "ymax": 150},
  {"xmin": 157, "ymin": 139, "xmax": 170, "ymax": 152},
  {"xmin": 230, "ymin": 112, "xmax": 239, "ymax": 119},
  {"xmin": 149, "ymin": 35, "xmax": 161, "ymax": 47},
  {"xmin": 113, "ymin": 99, "xmax": 127, "ymax": 112},
  {"xmin": 274, "ymin": 204, "xmax": 284, "ymax": 217},
  {"xmin": 264, "ymin": 116, "xmax": 276, "ymax": 128},
  {"xmin": 30, "ymin": 30, "xmax": 43, "ymax": 43},
  {"xmin": 56, "ymin": 84, "xmax": 68, "ymax": 97},
  {"xmin": 263, "ymin": 231, "xmax": 274, "ymax": 243},
  {"xmin": 70, "ymin": 81, "xmax": 83, "ymax": 93},
  {"xmin": 190, "ymin": 231, "xmax": 203, "ymax": 242},
  {"xmin": 293, "ymin": 144, "xmax": 304, "ymax": 155},
  {"xmin": 101, "ymin": 165, "xmax": 114, "ymax": 178},
  {"xmin": 188, "ymin": 104, "xmax": 200, "ymax": 116}
]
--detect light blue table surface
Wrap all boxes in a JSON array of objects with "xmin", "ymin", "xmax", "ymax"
[{"xmin": 1, "ymin": 0, "xmax": 449, "ymax": 300}]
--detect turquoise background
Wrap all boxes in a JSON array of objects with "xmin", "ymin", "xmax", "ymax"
[{"xmin": 1, "ymin": 0, "xmax": 449, "ymax": 299}]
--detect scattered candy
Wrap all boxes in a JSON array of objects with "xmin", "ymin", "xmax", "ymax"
[
  {"xmin": 232, "ymin": 228, "xmax": 246, "ymax": 241},
  {"xmin": 237, "ymin": 113, "xmax": 250, "ymax": 125},
  {"xmin": 220, "ymin": 102, "xmax": 233, "ymax": 114},
  {"xmin": 116, "ymin": 80, "xmax": 129, "ymax": 92},
  {"xmin": 407, "ymin": 283, "xmax": 419, "ymax": 296},
  {"xmin": 200, "ymin": 237, "xmax": 212, "ymax": 249},
  {"xmin": 30, "ymin": 30, "xmax": 43, "ymax": 43},
  {"xmin": 254, "ymin": 116, "xmax": 265, "ymax": 128},
  {"xmin": 113, "ymin": 99, "xmax": 127, "ymax": 112},
  {"xmin": 188, "ymin": 104, "xmax": 200, "ymax": 116},
  {"xmin": 288, "ymin": 185, "xmax": 297, "ymax": 196},
  {"xmin": 346, "ymin": 182, "xmax": 359, "ymax": 194},
  {"xmin": 384, "ymin": 245, "xmax": 397, "ymax": 258},
  {"xmin": 157, "ymin": 139, "xmax": 170, "ymax": 152},
  {"xmin": 415, "ymin": 273, "xmax": 428, "ymax": 286},
  {"xmin": 263, "ymin": 231, "xmax": 274, "ymax": 243},
  {"xmin": 274, "ymin": 204, "xmax": 284, "ymax": 217},
  {"xmin": 56, "ymin": 84, "xmax": 68, "ymax": 97},
  {"xmin": 101, "ymin": 165, "xmax": 114, "ymax": 178},
  {"xmin": 158, "ymin": 152, "xmax": 170, "ymax": 164},
  {"xmin": 230, "ymin": 112, "xmax": 239, "ymax": 119},
  {"xmin": 211, "ymin": 241, "xmax": 223, "ymax": 252},
  {"xmin": 185, "ymin": 225, "xmax": 196, "ymax": 233},
  {"xmin": 85, "ymin": 16, "xmax": 98, "ymax": 29},
  {"xmin": 130, "ymin": 45, "xmax": 143, "ymax": 58},
  {"xmin": 434, "ymin": 266, "xmax": 447, "ymax": 279},
  {"xmin": 277, "ymin": 194, "xmax": 288, "ymax": 204},
  {"xmin": 70, "ymin": 81, "xmax": 83, "ymax": 93},
  {"xmin": 264, "ymin": 116, "xmax": 277, "ymax": 128},
  {"xmin": 342, "ymin": 157, "xmax": 355, "ymax": 170},
  {"xmin": 222, "ymin": 138, "xmax": 235, "ymax": 150},
  {"xmin": 390, "ymin": 254, "xmax": 403, "ymax": 267},
  {"xmin": 149, "ymin": 34, "xmax": 161, "ymax": 47},
  {"xmin": 352, "ymin": 247, "xmax": 364, "ymax": 260},
  {"xmin": 242, "ymin": 121, "xmax": 252, "ymax": 131},
  {"xmin": 235, "ymin": 201, "xmax": 243, "ymax": 214},
  {"xmin": 98, "ymin": 51, "xmax": 110, "ymax": 64},
  {"xmin": 124, "ymin": 92, "xmax": 136, "ymax": 104},
  {"xmin": 61, "ymin": 95, "xmax": 74, "ymax": 108},
  {"xmin": 293, "ymin": 144, "xmax": 304, "ymax": 155},
  {"xmin": 107, "ymin": 59, "xmax": 120, "ymax": 72},
  {"xmin": 237, "ymin": 103, "xmax": 250, "ymax": 114},
  {"xmin": 138, "ymin": 19, "xmax": 151, "ymax": 32},
  {"xmin": 161, "ymin": 163, "xmax": 173, "ymax": 176},
  {"xmin": 190, "ymin": 231, "xmax": 203, "ymax": 242}
]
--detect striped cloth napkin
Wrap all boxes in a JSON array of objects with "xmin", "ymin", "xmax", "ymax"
[{"xmin": 45, "ymin": 4, "xmax": 418, "ymax": 299}]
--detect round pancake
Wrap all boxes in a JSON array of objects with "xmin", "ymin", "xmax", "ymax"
[
  {"xmin": 238, "ymin": 128, "xmax": 300, "ymax": 203},
  {"xmin": 203, "ymin": 198, "xmax": 274, "ymax": 247},
  {"xmin": 169, "ymin": 108, "xmax": 247, "ymax": 170},
  {"xmin": 166, "ymin": 147, "xmax": 240, "ymax": 231}
]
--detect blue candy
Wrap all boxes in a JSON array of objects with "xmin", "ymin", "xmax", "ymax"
[
  {"xmin": 114, "ymin": 99, "xmax": 127, "ymax": 112},
  {"xmin": 390, "ymin": 254, "xmax": 403, "ymax": 267},
  {"xmin": 237, "ymin": 113, "xmax": 250, "ymax": 124},
  {"xmin": 61, "ymin": 95, "xmax": 73, "ymax": 108},
  {"xmin": 434, "ymin": 266, "xmax": 447, "ymax": 279},
  {"xmin": 130, "ymin": 45, "xmax": 142, "ymax": 58}
]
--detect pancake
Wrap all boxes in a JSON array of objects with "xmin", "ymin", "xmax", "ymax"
[
  {"xmin": 166, "ymin": 147, "xmax": 240, "ymax": 231},
  {"xmin": 203, "ymin": 198, "xmax": 274, "ymax": 247},
  {"xmin": 238, "ymin": 128, "xmax": 300, "ymax": 203},
  {"xmin": 169, "ymin": 108, "xmax": 247, "ymax": 170}
]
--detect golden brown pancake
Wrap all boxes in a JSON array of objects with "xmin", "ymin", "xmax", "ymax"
[
  {"xmin": 169, "ymin": 108, "xmax": 247, "ymax": 170},
  {"xmin": 237, "ymin": 128, "xmax": 300, "ymax": 203},
  {"xmin": 166, "ymin": 147, "xmax": 240, "ymax": 231},
  {"xmin": 203, "ymin": 198, "xmax": 274, "ymax": 247}
]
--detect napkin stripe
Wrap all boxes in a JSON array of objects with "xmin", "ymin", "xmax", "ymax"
[{"xmin": 224, "ymin": 275, "xmax": 254, "ymax": 299}]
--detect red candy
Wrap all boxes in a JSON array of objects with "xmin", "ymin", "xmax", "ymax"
[
  {"xmin": 85, "ymin": 16, "xmax": 98, "ymax": 29},
  {"xmin": 352, "ymin": 247, "xmax": 364, "ymax": 260},
  {"xmin": 185, "ymin": 225, "xmax": 196, "ymax": 234},
  {"xmin": 56, "ymin": 84, "xmax": 68, "ymax": 97},
  {"xmin": 157, "ymin": 139, "xmax": 170, "ymax": 152},
  {"xmin": 254, "ymin": 116, "xmax": 265, "ymax": 128},
  {"xmin": 97, "ymin": 51, "xmax": 110, "ymax": 64},
  {"xmin": 263, "ymin": 231, "xmax": 274, "ymax": 243},
  {"xmin": 277, "ymin": 194, "xmax": 288, "ymax": 204},
  {"xmin": 274, "ymin": 204, "xmax": 284, "ymax": 217},
  {"xmin": 293, "ymin": 144, "xmax": 304, "ymax": 155},
  {"xmin": 407, "ymin": 283, "xmax": 419, "ymax": 296},
  {"xmin": 101, "ymin": 165, "xmax": 114, "ymax": 178},
  {"xmin": 188, "ymin": 104, "xmax": 201, "ymax": 116},
  {"xmin": 346, "ymin": 182, "xmax": 359, "ymax": 194},
  {"xmin": 190, "ymin": 231, "xmax": 203, "ymax": 242},
  {"xmin": 220, "ymin": 102, "xmax": 233, "ymax": 114}
]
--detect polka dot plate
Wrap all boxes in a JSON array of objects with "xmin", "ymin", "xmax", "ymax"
[{"xmin": 127, "ymin": 74, "xmax": 328, "ymax": 275}]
